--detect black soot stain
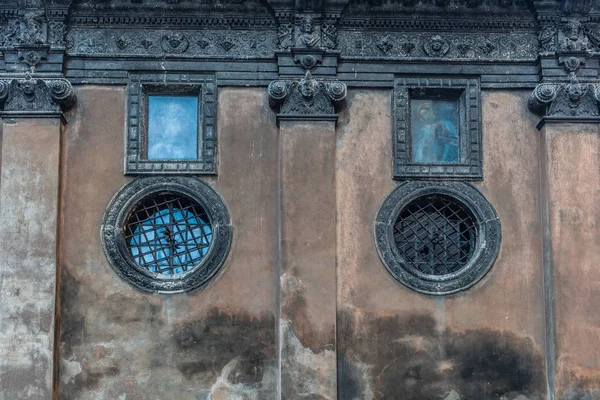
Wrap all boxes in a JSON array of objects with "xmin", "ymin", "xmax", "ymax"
[
  {"xmin": 338, "ymin": 310, "xmax": 545, "ymax": 400},
  {"xmin": 170, "ymin": 309, "xmax": 275, "ymax": 387},
  {"xmin": 59, "ymin": 267, "xmax": 88, "ymax": 359}
]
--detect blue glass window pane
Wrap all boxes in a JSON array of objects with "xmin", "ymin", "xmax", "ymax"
[
  {"xmin": 129, "ymin": 207, "xmax": 213, "ymax": 275},
  {"xmin": 147, "ymin": 95, "xmax": 198, "ymax": 160},
  {"xmin": 410, "ymin": 99, "xmax": 459, "ymax": 164}
]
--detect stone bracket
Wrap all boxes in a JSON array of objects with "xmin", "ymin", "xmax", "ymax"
[
  {"xmin": 268, "ymin": 71, "xmax": 346, "ymax": 125},
  {"xmin": 0, "ymin": 73, "xmax": 75, "ymax": 115}
]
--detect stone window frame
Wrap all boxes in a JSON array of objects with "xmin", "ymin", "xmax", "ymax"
[
  {"xmin": 101, "ymin": 176, "xmax": 232, "ymax": 294},
  {"xmin": 375, "ymin": 181, "xmax": 501, "ymax": 295},
  {"xmin": 393, "ymin": 76, "xmax": 482, "ymax": 180},
  {"xmin": 125, "ymin": 72, "xmax": 217, "ymax": 175}
]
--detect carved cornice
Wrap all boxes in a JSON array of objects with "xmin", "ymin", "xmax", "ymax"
[
  {"xmin": 268, "ymin": 71, "xmax": 347, "ymax": 122},
  {"xmin": 0, "ymin": 73, "xmax": 75, "ymax": 115}
]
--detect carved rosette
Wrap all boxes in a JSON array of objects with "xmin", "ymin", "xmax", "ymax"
[
  {"xmin": 268, "ymin": 71, "xmax": 347, "ymax": 119},
  {"xmin": 0, "ymin": 74, "xmax": 75, "ymax": 114}
]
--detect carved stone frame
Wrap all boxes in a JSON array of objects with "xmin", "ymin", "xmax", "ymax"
[
  {"xmin": 125, "ymin": 73, "xmax": 217, "ymax": 175},
  {"xmin": 375, "ymin": 181, "xmax": 501, "ymax": 296},
  {"xmin": 101, "ymin": 176, "xmax": 232, "ymax": 294},
  {"xmin": 393, "ymin": 76, "xmax": 482, "ymax": 180}
]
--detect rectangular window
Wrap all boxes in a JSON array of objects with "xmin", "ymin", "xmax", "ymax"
[
  {"xmin": 147, "ymin": 95, "xmax": 199, "ymax": 161},
  {"xmin": 126, "ymin": 73, "xmax": 217, "ymax": 175},
  {"xmin": 393, "ymin": 77, "xmax": 481, "ymax": 180},
  {"xmin": 409, "ymin": 98, "xmax": 460, "ymax": 164}
]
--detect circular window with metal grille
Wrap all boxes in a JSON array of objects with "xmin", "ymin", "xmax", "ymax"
[
  {"xmin": 101, "ymin": 176, "xmax": 232, "ymax": 293},
  {"xmin": 375, "ymin": 181, "xmax": 501, "ymax": 295}
]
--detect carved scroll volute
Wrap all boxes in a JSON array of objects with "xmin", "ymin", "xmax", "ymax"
[
  {"xmin": 529, "ymin": 74, "xmax": 600, "ymax": 127},
  {"xmin": 528, "ymin": 82, "xmax": 560, "ymax": 115},
  {"xmin": 268, "ymin": 71, "xmax": 347, "ymax": 118}
]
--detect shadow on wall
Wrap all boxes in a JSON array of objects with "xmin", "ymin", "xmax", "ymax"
[{"xmin": 338, "ymin": 309, "xmax": 546, "ymax": 400}]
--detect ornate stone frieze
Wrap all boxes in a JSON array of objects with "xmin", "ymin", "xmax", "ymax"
[
  {"xmin": 538, "ymin": 18, "xmax": 600, "ymax": 55},
  {"xmin": 268, "ymin": 71, "xmax": 346, "ymax": 118},
  {"xmin": 65, "ymin": 29, "xmax": 278, "ymax": 58},
  {"xmin": 0, "ymin": 73, "xmax": 75, "ymax": 113},
  {"xmin": 277, "ymin": 14, "xmax": 338, "ymax": 50},
  {"xmin": 0, "ymin": 2, "xmax": 71, "ymax": 73},
  {"xmin": 0, "ymin": 11, "xmax": 46, "ymax": 47},
  {"xmin": 338, "ymin": 31, "xmax": 539, "ymax": 60}
]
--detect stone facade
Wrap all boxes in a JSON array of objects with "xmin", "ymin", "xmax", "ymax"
[{"xmin": 0, "ymin": 1, "xmax": 599, "ymax": 399}]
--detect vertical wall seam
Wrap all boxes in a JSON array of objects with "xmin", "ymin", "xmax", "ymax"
[
  {"xmin": 52, "ymin": 119, "xmax": 66, "ymax": 400},
  {"xmin": 539, "ymin": 128, "xmax": 555, "ymax": 400},
  {"xmin": 333, "ymin": 120, "xmax": 339, "ymax": 399},
  {"xmin": 276, "ymin": 119, "xmax": 283, "ymax": 400}
]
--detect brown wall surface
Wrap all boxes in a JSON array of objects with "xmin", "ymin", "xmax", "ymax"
[
  {"xmin": 57, "ymin": 86, "xmax": 279, "ymax": 399},
  {"xmin": 0, "ymin": 118, "xmax": 62, "ymax": 400},
  {"xmin": 55, "ymin": 85, "xmax": 600, "ymax": 400},
  {"xmin": 335, "ymin": 89, "xmax": 547, "ymax": 400},
  {"xmin": 279, "ymin": 120, "xmax": 338, "ymax": 399},
  {"xmin": 542, "ymin": 123, "xmax": 600, "ymax": 399}
]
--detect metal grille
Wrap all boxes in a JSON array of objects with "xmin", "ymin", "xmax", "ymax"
[
  {"xmin": 393, "ymin": 195, "xmax": 477, "ymax": 276},
  {"xmin": 124, "ymin": 192, "xmax": 212, "ymax": 275}
]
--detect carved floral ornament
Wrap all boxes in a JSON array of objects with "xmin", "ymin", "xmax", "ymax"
[{"xmin": 268, "ymin": 71, "xmax": 347, "ymax": 117}]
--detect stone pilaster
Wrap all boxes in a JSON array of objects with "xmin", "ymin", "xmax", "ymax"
[
  {"xmin": 269, "ymin": 72, "xmax": 346, "ymax": 399},
  {"xmin": 0, "ymin": 74, "xmax": 74, "ymax": 398},
  {"xmin": 538, "ymin": 122, "xmax": 600, "ymax": 399}
]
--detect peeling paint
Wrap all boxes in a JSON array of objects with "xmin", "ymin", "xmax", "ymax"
[{"xmin": 281, "ymin": 319, "xmax": 336, "ymax": 400}]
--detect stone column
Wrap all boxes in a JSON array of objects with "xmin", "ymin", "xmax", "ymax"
[
  {"xmin": 269, "ymin": 72, "xmax": 346, "ymax": 399},
  {"xmin": 0, "ymin": 75, "xmax": 74, "ymax": 399}
]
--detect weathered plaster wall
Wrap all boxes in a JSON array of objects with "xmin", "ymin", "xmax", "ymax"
[
  {"xmin": 54, "ymin": 85, "xmax": 600, "ymax": 400},
  {"xmin": 57, "ymin": 86, "xmax": 279, "ymax": 399},
  {"xmin": 279, "ymin": 120, "xmax": 338, "ymax": 399},
  {"xmin": 335, "ymin": 89, "xmax": 547, "ymax": 400},
  {"xmin": 541, "ymin": 123, "xmax": 600, "ymax": 399},
  {"xmin": 0, "ymin": 118, "xmax": 61, "ymax": 400}
]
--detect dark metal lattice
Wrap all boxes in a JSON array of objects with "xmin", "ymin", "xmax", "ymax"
[
  {"xmin": 393, "ymin": 195, "xmax": 477, "ymax": 276},
  {"xmin": 124, "ymin": 192, "xmax": 213, "ymax": 275}
]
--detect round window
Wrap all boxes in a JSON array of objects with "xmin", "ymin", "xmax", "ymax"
[
  {"xmin": 102, "ymin": 176, "xmax": 232, "ymax": 293},
  {"xmin": 375, "ymin": 181, "xmax": 501, "ymax": 295}
]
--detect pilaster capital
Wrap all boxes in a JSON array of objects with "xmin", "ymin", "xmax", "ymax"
[
  {"xmin": 529, "ymin": 7, "xmax": 600, "ymax": 128},
  {"xmin": 529, "ymin": 75, "xmax": 600, "ymax": 128},
  {"xmin": 0, "ymin": 73, "xmax": 75, "ymax": 117},
  {"xmin": 268, "ymin": 71, "xmax": 346, "ymax": 124}
]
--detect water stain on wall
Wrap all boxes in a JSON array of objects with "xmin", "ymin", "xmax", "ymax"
[
  {"xmin": 58, "ymin": 268, "xmax": 276, "ymax": 399},
  {"xmin": 338, "ymin": 309, "xmax": 545, "ymax": 400}
]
